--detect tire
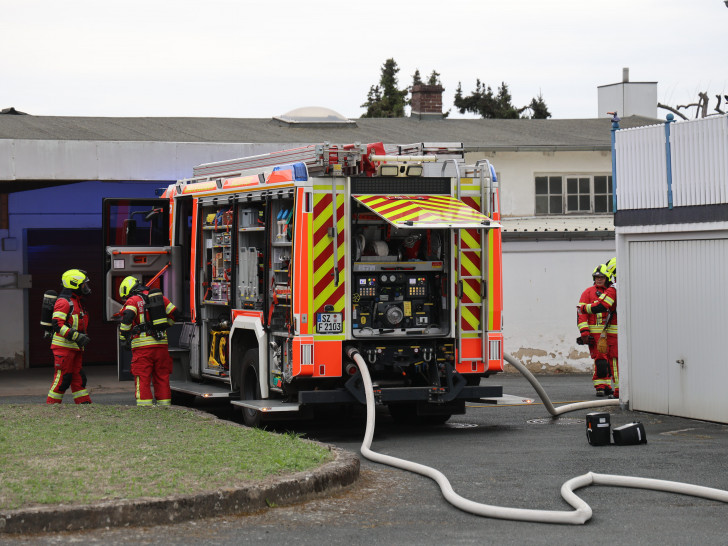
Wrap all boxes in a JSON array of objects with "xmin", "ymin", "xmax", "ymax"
[{"xmin": 240, "ymin": 348, "xmax": 264, "ymax": 428}]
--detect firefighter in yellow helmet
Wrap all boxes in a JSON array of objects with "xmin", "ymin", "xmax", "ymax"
[
  {"xmin": 46, "ymin": 269, "xmax": 92, "ymax": 404},
  {"xmin": 605, "ymin": 256, "xmax": 617, "ymax": 284},
  {"xmin": 118, "ymin": 276, "xmax": 179, "ymax": 406},
  {"xmin": 577, "ymin": 264, "xmax": 619, "ymax": 397}
]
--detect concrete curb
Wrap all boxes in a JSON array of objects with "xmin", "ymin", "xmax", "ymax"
[{"xmin": 0, "ymin": 447, "xmax": 359, "ymax": 535}]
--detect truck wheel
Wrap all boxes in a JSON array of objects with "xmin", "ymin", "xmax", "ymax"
[{"xmin": 240, "ymin": 348, "xmax": 264, "ymax": 428}]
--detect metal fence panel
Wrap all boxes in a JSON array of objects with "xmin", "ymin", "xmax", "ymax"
[
  {"xmin": 615, "ymin": 124, "xmax": 666, "ymax": 210},
  {"xmin": 671, "ymin": 115, "xmax": 728, "ymax": 207}
]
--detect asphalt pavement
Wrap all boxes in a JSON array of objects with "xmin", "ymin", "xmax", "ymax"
[
  {"xmin": 2, "ymin": 366, "xmax": 728, "ymax": 544},
  {"xmin": 0, "ymin": 364, "xmax": 131, "ymax": 399}
]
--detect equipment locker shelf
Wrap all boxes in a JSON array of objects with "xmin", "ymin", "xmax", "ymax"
[{"xmin": 200, "ymin": 205, "xmax": 234, "ymax": 378}]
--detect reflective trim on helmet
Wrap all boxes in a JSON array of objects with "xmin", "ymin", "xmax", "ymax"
[
  {"xmin": 119, "ymin": 276, "xmax": 140, "ymax": 299},
  {"xmin": 62, "ymin": 269, "xmax": 88, "ymax": 290}
]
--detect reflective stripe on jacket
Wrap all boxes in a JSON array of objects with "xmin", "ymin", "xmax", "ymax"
[
  {"xmin": 51, "ymin": 292, "xmax": 87, "ymax": 351},
  {"xmin": 119, "ymin": 292, "xmax": 177, "ymax": 350}
]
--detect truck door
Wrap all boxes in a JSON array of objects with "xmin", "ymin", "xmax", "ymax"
[{"xmin": 102, "ymin": 198, "xmax": 181, "ymax": 379}]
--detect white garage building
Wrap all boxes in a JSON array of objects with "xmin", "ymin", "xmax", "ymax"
[{"xmin": 615, "ymin": 113, "xmax": 728, "ymax": 422}]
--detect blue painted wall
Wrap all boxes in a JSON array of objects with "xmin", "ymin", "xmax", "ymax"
[{"xmin": 10, "ymin": 181, "xmax": 172, "ymax": 229}]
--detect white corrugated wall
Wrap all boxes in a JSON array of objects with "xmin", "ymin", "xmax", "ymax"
[
  {"xmin": 615, "ymin": 114, "xmax": 728, "ymax": 211},
  {"xmin": 671, "ymin": 115, "xmax": 728, "ymax": 207},
  {"xmin": 615, "ymin": 124, "xmax": 667, "ymax": 210}
]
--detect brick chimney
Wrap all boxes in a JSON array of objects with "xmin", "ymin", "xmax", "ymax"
[{"xmin": 410, "ymin": 84, "xmax": 444, "ymax": 119}]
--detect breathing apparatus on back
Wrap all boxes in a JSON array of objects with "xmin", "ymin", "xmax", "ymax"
[{"xmin": 119, "ymin": 276, "xmax": 169, "ymax": 339}]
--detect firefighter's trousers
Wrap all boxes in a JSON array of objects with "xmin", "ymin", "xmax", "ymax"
[
  {"xmin": 131, "ymin": 345, "xmax": 173, "ymax": 406},
  {"xmin": 47, "ymin": 348, "xmax": 91, "ymax": 404}
]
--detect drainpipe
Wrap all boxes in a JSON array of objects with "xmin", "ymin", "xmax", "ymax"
[
  {"xmin": 664, "ymin": 113, "xmax": 675, "ymax": 210},
  {"xmin": 609, "ymin": 111, "xmax": 620, "ymax": 212}
]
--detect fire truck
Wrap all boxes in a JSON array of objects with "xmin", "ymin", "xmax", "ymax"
[{"xmin": 103, "ymin": 142, "xmax": 504, "ymax": 425}]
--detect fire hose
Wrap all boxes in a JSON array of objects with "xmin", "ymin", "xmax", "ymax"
[{"xmin": 345, "ymin": 346, "xmax": 728, "ymax": 524}]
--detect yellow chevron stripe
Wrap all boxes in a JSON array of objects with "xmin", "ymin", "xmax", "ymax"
[
  {"xmin": 487, "ymin": 231, "xmax": 496, "ymax": 330},
  {"xmin": 313, "ymin": 205, "xmax": 332, "ymax": 232},
  {"xmin": 460, "ymin": 252, "xmax": 481, "ymax": 278},
  {"xmin": 462, "ymin": 282, "xmax": 481, "ymax": 304},
  {"xmin": 460, "ymin": 229, "xmax": 480, "ymax": 249},
  {"xmin": 313, "ymin": 255, "xmax": 334, "ymax": 284},
  {"xmin": 358, "ymin": 195, "xmax": 488, "ymax": 223},
  {"xmin": 333, "ymin": 292, "xmax": 346, "ymax": 312},
  {"xmin": 461, "ymin": 306, "xmax": 480, "ymax": 331},
  {"xmin": 313, "ymin": 280, "xmax": 338, "ymax": 310},
  {"xmin": 313, "ymin": 246, "xmax": 347, "ymax": 309},
  {"xmin": 312, "ymin": 191, "xmax": 346, "ymax": 313}
]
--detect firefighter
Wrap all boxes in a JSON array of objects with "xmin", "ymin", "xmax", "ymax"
[
  {"xmin": 577, "ymin": 264, "xmax": 617, "ymax": 397},
  {"xmin": 46, "ymin": 269, "xmax": 92, "ymax": 404},
  {"xmin": 605, "ymin": 257, "xmax": 617, "ymax": 285},
  {"xmin": 595, "ymin": 256, "xmax": 619, "ymax": 397},
  {"xmin": 118, "ymin": 276, "xmax": 179, "ymax": 406}
]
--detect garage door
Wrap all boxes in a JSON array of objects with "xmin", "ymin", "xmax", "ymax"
[{"xmin": 629, "ymin": 238, "xmax": 728, "ymax": 421}]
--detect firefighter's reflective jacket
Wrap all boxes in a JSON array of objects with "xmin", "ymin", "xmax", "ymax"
[
  {"xmin": 119, "ymin": 290, "xmax": 177, "ymax": 349},
  {"xmin": 51, "ymin": 290, "xmax": 88, "ymax": 351},
  {"xmin": 577, "ymin": 284, "xmax": 618, "ymax": 358}
]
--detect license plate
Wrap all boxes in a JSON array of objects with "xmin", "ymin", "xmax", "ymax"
[{"xmin": 316, "ymin": 313, "xmax": 343, "ymax": 333}]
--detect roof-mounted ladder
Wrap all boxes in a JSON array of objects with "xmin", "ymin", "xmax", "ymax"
[{"xmin": 190, "ymin": 142, "xmax": 369, "ymax": 180}]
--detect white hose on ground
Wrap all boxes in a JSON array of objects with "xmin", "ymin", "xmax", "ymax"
[
  {"xmin": 503, "ymin": 352, "xmax": 620, "ymax": 415},
  {"xmin": 346, "ymin": 347, "xmax": 728, "ymax": 525}
]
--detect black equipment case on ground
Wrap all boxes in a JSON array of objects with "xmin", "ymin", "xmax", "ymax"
[
  {"xmin": 612, "ymin": 422, "xmax": 647, "ymax": 445},
  {"xmin": 586, "ymin": 412, "xmax": 611, "ymax": 446}
]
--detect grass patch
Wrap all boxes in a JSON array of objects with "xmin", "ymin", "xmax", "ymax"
[{"xmin": 0, "ymin": 404, "xmax": 331, "ymax": 511}]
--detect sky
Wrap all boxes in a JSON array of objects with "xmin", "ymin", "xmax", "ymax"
[{"xmin": 2, "ymin": 0, "xmax": 727, "ymax": 120}]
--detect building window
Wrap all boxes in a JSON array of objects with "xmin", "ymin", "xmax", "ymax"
[
  {"xmin": 593, "ymin": 175, "xmax": 613, "ymax": 213},
  {"xmin": 535, "ymin": 174, "xmax": 613, "ymax": 215}
]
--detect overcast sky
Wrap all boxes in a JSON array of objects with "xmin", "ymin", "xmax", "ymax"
[{"xmin": 2, "ymin": 0, "xmax": 726, "ymax": 120}]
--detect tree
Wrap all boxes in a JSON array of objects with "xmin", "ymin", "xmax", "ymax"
[
  {"xmin": 454, "ymin": 80, "xmax": 552, "ymax": 119},
  {"xmin": 658, "ymin": 92, "xmax": 728, "ymax": 120},
  {"xmin": 524, "ymin": 93, "xmax": 551, "ymax": 119},
  {"xmin": 361, "ymin": 59, "xmax": 409, "ymax": 118},
  {"xmin": 411, "ymin": 69, "xmax": 423, "ymax": 86},
  {"xmin": 454, "ymin": 79, "xmax": 497, "ymax": 118}
]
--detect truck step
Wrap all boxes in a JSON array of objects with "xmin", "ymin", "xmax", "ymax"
[
  {"xmin": 478, "ymin": 393, "xmax": 535, "ymax": 405},
  {"xmin": 230, "ymin": 399, "xmax": 301, "ymax": 413},
  {"xmin": 169, "ymin": 380, "xmax": 233, "ymax": 399}
]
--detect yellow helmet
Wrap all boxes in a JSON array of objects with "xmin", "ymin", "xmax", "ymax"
[
  {"xmin": 605, "ymin": 257, "xmax": 616, "ymax": 281},
  {"xmin": 62, "ymin": 269, "xmax": 90, "ymax": 295},
  {"xmin": 119, "ymin": 276, "xmax": 140, "ymax": 299},
  {"xmin": 592, "ymin": 264, "xmax": 608, "ymax": 279}
]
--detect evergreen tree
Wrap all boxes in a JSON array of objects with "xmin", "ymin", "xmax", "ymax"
[
  {"xmin": 427, "ymin": 70, "xmax": 441, "ymax": 85},
  {"xmin": 411, "ymin": 69, "xmax": 423, "ymax": 86},
  {"xmin": 361, "ymin": 58, "xmax": 408, "ymax": 118},
  {"xmin": 454, "ymin": 79, "xmax": 498, "ymax": 118},
  {"xmin": 495, "ymin": 82, "xmax": 521, "ymax": 119},
  {"xmin": 525, "ymin": 93, "xmax": 551, "ymax": 119},
  {"xmin": 454, "ymin": 80, "xmax": 551, "ymax": 119}
]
